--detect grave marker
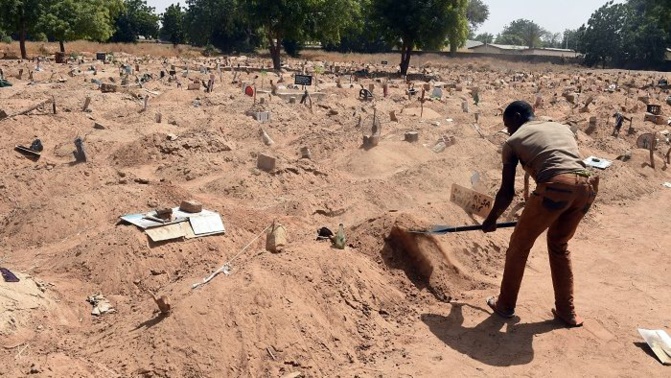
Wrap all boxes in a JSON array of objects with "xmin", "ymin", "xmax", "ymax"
[
  {"xmin": 255, "ymin": 111, "xmax": 271, "ymax": 122},
  {"xmin": 389, "ymin": 110, "xmax": 398, "ymax": 122},
  {"xmin": 294, "ymin": 74, "xmax": 313, "ymax": 86},
  {"xmin": 257, "ymin": 153, "xmax": 276, "ymax": 171},
  {"xmin": 586, "ymin": 116, "xmax": 597, "ymax": 135},
  {"xmin": 300, "ymin": 147, "xmax": 312, "ymax": 159},
  {"xmin": 450, "ymin": 183, "xmax": 493, "ymax": 218},
  {"xmin": 82, "ymin": 96, "xmax": 91, "ymax": 112},
  {"xmin": 405, "ymin": 131, "xmax": 419, "ymax": 142},
  {"xmin": 260, "ymin": 128, "xmax": 274, "ymax": 145},
  {"xmin": 73, "ymin": 137, "xmax": 87, "ymax": 163},
  {"xmin": 637, "ymin": 133, "xmax": 656, "ymax": 149}
]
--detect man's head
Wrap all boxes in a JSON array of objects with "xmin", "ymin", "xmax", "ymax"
[{"xmin": 503, "ymin": 101, "xmax": 535, "ymax": 135}]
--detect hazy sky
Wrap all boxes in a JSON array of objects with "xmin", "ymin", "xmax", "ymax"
[{"xmin": 146, "ymin": 0, "xmax": 624, "ymax": 35}]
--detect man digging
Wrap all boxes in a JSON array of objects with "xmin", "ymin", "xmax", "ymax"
[{"xmin": 482, "ymin": 101, "xmax": 599, "ymax": 328}]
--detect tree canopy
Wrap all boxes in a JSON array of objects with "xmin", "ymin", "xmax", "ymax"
[
  {"xmin": 110, "ymin": 0, "xmax": 160, "ymax": 43},
  {"xmin": 1, "ymin": 0, "xmax": 670, "ymax": 72},
  {"xmin": 473, "ymin": 32, "xmax": 494, "ymax": 44},
  {"xmin": 466, "ymin": 0, "xmax": 489, "ymax": 32},
  {"xmin": 0, "ymin": 0, "xmax": 49, "ymax": 58},
  {"xmin": 495, "ymin": 19, "xmax": 547, "ymax": 48},
  {"xmin": 38, "ymin": 0, "xmax": 123, "ymax": 52},
  {"xmin": 372, "ymin": 0, "xmax": 468, "ymax": 74},
  {"xmin": 561, "ymin": 29, "xmax": 580, "ymax": 51},
  {"xmin": 244, "ymin": 0, "xmax": 360, "ymax": 69},
  {"xmin": 160, "ymin": 3, "xmax": 186, "ymax": 46},
  {"xmin": 576, "ymin": 0, "xmax": 671, "ymax": 69}
]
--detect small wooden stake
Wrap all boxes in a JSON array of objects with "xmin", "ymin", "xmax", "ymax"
[{"xmin": 82, "ymin": 96, "xmax": 91, "ymax": 112}]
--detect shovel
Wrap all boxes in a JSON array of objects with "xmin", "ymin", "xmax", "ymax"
[{"xmin": 410, "ymin": 221, "xmax": 517, "ymax": 235}]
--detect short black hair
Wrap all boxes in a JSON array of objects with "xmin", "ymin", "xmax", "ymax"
[{"xmin": 503, "ymin": 100, "xmax": 534, "ymax": 122}]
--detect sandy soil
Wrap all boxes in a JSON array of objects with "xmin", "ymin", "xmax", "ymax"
[{"xmin": 1, "ymin": 53, "xmax": 670, "ymax": 377}]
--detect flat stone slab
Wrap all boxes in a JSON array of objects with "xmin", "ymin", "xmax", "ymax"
[{"xmin": 276, "ymin": 91, "xmax": 326, "ymax": 102}]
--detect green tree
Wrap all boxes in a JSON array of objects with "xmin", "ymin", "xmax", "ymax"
[
  {"xmin": 243, "ymin": 0, "xmax": 360, "ymax": 70},
  {"xmin": 560, "ymin": 29, "xmax": 579, "ymax": 50},
  {"xmin": 542, "ymin": 32, "xmax": 562, "ymax": 48},
  {"xmin": 496, "ymin": 19, "xmax": 547, "ymax": 48},
  {"xmin": 578, "ymin": 1, "xmax": 628, "ymax": 68},
  {"xmin": 372, "ymin": 0, "xmax": 468, "ymax": 75},
  {"xmin": 466, "ymin": 0, "xmax": 489, "ymax": 32},
  {"xmin": 322, "ymin": 0, "xmax": 393, "ymax": 54},
  {"xmin": 110, "ymin": 0, "xmax": 160, "ymax": 42},
  {"xmin": 184, "ymin": 0, "xmax": 257, "ymax": 53},
  {"xmin": 494, "ymin": 33, "xmax": 523, "ymax": 46},
  {"xmin": 447, "ymin": 2, "xmax": 470, "ymax": 53},
  {"xmin": 473, "ymin": 32, "xmax": 494, "ymax": 44},
  {"xmin": 39, "ymin": 0, "xmax": 123, "ymax": 53},
  {"xmin": 619, "ymin": 0, "xmax": 671, "ymax": 67},
  {"xmin": 160, "ymin": 3, "xmax": 186, "ymax": 45},
  {"xmin": 0, "ymin": 0, "xmax": 47, "ymax": 58}
]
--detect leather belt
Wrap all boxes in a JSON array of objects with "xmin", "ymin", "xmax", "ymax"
[{"xmin": 550, "ymin": 173, "xmax": 590, "ymax": 185}]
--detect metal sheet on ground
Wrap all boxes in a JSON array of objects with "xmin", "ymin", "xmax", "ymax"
[
  {"xmin": 450, "ymin": 183, "xmax": 493, "ymax": 218},
  {"xmin": 119, "ymin": 213, "xmax": 188, "ymax": 229},
  {"xmin": 638, "ymin": 328, "xmax": 671, "ymax": 365}
]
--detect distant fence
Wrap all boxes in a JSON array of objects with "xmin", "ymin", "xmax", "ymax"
[{"xmin": 411, "ymin": 50, "xmax": 582, "ymax": 65}]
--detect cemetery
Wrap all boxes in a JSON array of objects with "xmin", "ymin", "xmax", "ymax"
[{"xmin": 1, "ymin": 48, "xmax": 671, "ymax": 376}]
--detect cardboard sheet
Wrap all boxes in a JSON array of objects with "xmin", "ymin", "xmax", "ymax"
[
  {"xmin": 450, "ymin": 183, "xmax": 494, "ymax": 218},
  {"xmin": 145, "ymin": 222, "xmax": 191, "ymax": 242}
]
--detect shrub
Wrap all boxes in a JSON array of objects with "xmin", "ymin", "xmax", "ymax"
[
  {"xmin": 32, "ymin": 33, "xmax": 48, "ymax": 42},
  {"xmin": 202, "ymin": 43, "xmax": 219, "ymax": 57}
]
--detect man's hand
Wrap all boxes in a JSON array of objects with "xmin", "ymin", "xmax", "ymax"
[{"xmin": 481, "ymin": 217, "xmax": 498, "ymax": 233}]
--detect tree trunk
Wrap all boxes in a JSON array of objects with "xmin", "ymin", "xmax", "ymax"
[
  {"xmin": 267, "ymin": 28, "xmax": 281, "ymax": 71},
  {"xmin": 399, "ymin": 42, "xmax": 412, "ymax": 76},
  {"xmin": 270, "ymin": 42, "xmax": 281, "ymax": 71},
  {"xmin": 19, "ymin": 27, "xmax": 27, "ymax": 59},
  {"xmin": 449, "ymin": 44, "xmax": 458, "ymax": 55},
  {"xmin": 59, "ymin": 41, "xmax": 65, "ymax": 53},
  {"xmin": 448, "ymin": 35, "xmax": 458, "ymax": 55}
]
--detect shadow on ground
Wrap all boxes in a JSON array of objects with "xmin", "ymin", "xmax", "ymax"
[{"xmin": 422, "ymin": 303, "xmax": 561, "ymax": 366}]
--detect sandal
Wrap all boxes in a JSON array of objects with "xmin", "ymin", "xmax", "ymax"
[
  {"xmin": 486, "ymin": 296, "xmax": 515, "ymax": 318},
  {"xmin": 552, "ymin": 308, "xmax": 584, "ymax": 328}
]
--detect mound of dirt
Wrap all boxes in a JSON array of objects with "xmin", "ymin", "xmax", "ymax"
[{"xmin": 1, "ymin": 272, "xmax": 55, "ymax": 346}]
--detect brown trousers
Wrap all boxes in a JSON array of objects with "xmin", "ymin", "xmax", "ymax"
[{"xmin": 497, "ymin": 174, "xmax": 599, "ymax": 315}]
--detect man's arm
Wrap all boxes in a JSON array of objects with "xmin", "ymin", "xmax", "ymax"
[{"xmin": 482, "ymin": 162, "xmax": 517, "ymax": 232}]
